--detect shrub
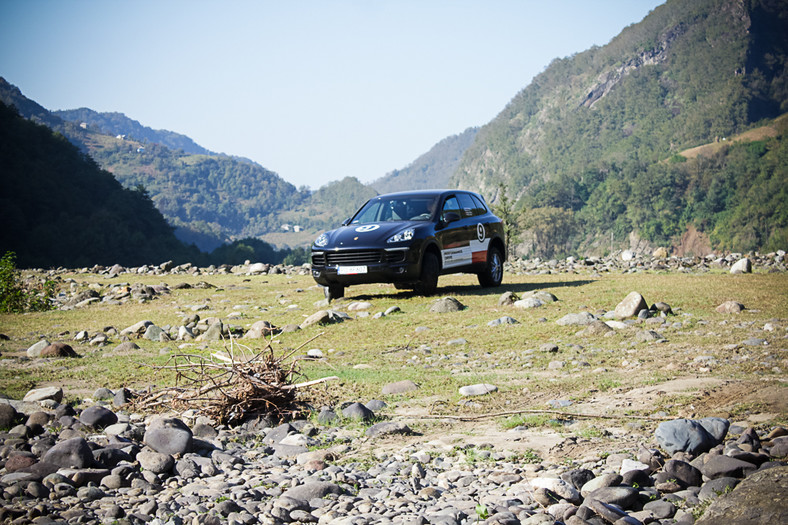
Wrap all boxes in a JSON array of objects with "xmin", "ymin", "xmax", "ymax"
[{"xmin": 0, "ymin": 252, "xmax": 56, "ymax": 313}]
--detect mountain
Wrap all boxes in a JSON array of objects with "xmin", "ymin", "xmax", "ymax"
[
  {"xmin": 54, "ymin": 107, "xmax": 214, "ymax": 156},
  {"xmin": 0, "ymin": 100, "xmax": 197, "ymax": 268},
  {"xmin": 0, "ymin": 78, "xmax": 311, "ymax": 252},
  {"xmin": 369, "ymin": 127, "xmax": 478, "ymax": 194},
  {"xmin": 453, "ymin": 0, "xmax": 788, "ymax": 256}
]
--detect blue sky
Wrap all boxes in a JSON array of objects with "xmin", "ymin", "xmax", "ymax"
[{"xmin": 1, "ymin": 1, "xmax": 663, "ymax": 189}]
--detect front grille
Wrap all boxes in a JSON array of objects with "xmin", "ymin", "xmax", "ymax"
[
  {"xmin": 311, "ymin": 252, "xmax": 326, "ymax": 266},
  {"xmin": 326, "ymin": 250, "xmax": 383, "ymax": 265}
]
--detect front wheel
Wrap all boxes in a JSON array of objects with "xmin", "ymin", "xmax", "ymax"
[
  {"xmin": 477, "ymin": 246, "xmax": 503, "ymax": 287},
  {"xmin": 324, "ymin": 284, "xmax": 345, "ymax": 302},
  {"xmin": 414, "ymin": 251, "xmax": 439, "ymax": 296}
]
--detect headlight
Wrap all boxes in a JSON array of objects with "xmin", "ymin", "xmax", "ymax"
[
  {"xmin": 314, "ymin": 233, "xmax": 329, "ymax": 247},
  {"xmin": 387, "ymin": 228, "xmax": 414, "ymax": 243}
]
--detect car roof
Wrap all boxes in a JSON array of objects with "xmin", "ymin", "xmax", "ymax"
[{"xmin": 370, "ymin": 189, "xmax": 481, "ymax": 199}]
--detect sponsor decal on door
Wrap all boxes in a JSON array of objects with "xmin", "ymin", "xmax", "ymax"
[{"xmin": 442, "ymin": 223, "xmax": 489, "ymax": 268}]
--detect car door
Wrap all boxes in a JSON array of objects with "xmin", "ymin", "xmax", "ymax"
[{"xmin": 436, "ymin": 194, "xmax": 474, "ymax": 271}]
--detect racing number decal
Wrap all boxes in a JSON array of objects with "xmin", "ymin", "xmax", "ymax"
[
  {"xmin": 355, "ymin": 224, "xmax": 380, "ymax": 233},
  {"xmin": 476, "ymin": 223, "xmax": 485, "ymax": 243}
]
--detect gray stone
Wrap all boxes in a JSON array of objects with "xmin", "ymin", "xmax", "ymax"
[
  {"xmin": 26, "ymin": 339, "xmax": 51, "ymax": 358},
  {"xmin": 382, "ymin": 380, "xmax": 419, "ymax": 395},
  {"xmin": 488, "ymin": 316, "xmax": 519, "ymax": 326},
  {"xmin": 700, "ymin": 455, "xmax": 758, "ymax": 479},
  {"xmin": 317, "ymin": 408, "xmax": 337, "ymax": 424},
  {"xmin": 587, "ymin": 486, "xmax": 639, "ymax": 509},
  {"xmin": 42, "ymin": 437, "xmax": 94, "ymax": 468},
  {"xmin": 79, "ymin": 405, "xmax": 118, "ymax": 428},
  {"xmin": 698, "ymin": 477, "xmax": 739, "ymax": 502},
  {"xmin": 113, "ymin": 341, "xmax": 140, "ymax": 353},
  {"xmin": 730, "ymin": 258, "xmax": 752, "ymax": 274},
  {"xmin": 458, "ymin": 383, "xmax": 497, "ymax": 396},
  {"xmin": 698, "ymin": 417, "xmax": 729, "ymax": 443},
  {"xmin": 614, "ymin": 291, "xmax": 648, "ymax": 319},
  {"xmin": 365, "ymin": 399, "xmax": 387, "ymax": 411},
  {"xmin": 120, "ymin": 320, "xmax": 153, "ymax": 336},
  {"xmin": 23, "ymin": 386, "xmax": 64, "ymax": 404},
  {"xmin": 342, "ymin": 402, "xmax": 374, "ymax": 421},
  {"xmin": 143, "ymin": 416, "xmax": 193, "ymax": 455},
  {"xmin": 576, "ymin": 320, "xmax": 614, "ymax": 336},
  {"xmin": 0, "ymin": 403, "xmax": 18, "ymax": 428},
  {"xmin": 499, "ymin": 291, "xmax": 518, "ymax": 306},
  {"xmin": 663, "ymin": 459, "xmax": 702, "ymax": 487},
  {"xmin": 514, "ymin": 297, "xmax": 544, "ymax": 309},
  {"xmin": 365, "ymin": 421, "xmax": 413, "ymax": 438},
  {"xmin": 695, "ymin": 466, "xmax": 788, "ymax": 524},
  {"xmin": 643, "ymin": 498, "xmax": 677, "ymax": 519},
  {"xmin": 137, "ymin": 449, "xmax": 175, "ymax": 474},
  {"xmin": 264, "ymin": 423, "xmax": 295, "ymax": 444},
  {"xmin": 655, "ymin": 418, "xmax": 720, "ymax": 455},
  {"xmin": 556, "ymin": 312, "xmax": 596, "ymax": 326},
  {"xmin": 281, "ymin": 481, "xmax": 343, "ymax": 502},
  {"xmin": 635, "ymin": 329, "xmax": 664, "ymax": 342},
  {"xmin": 716, "ymin": 301, "xmax": 745, "ymax": 313},
  {"xmin": 429, "ymin": 297, "xmax": 465, "ymax": 313},
  {"xmin": 93, "ymin": 387, "xmax": 114, "ymax": 400}
]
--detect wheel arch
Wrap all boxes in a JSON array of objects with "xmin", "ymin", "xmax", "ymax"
[{"xmin": 489, "ymin": 236, "xmax": 507, "ymax": 261}]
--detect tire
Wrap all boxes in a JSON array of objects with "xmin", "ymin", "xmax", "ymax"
[
  {"xmin": 324, "ymin": 284, "xmax": 344, "ymax": 302},
  {"xmin": 478, "ymin": 246, "xmax": 503, "ymax": 287},
  {"xmin": 414, "ymin": 251, "xmax": 439, "ymax": 296}
]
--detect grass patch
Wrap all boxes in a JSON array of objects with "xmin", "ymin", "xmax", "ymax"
[{"xmin": 0, "ymin": 268, "xmax": 785, "ymax": 427}]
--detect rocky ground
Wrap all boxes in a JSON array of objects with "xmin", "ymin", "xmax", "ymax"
[
  {"xmin": 1, "ymin": 388, "xmax": 787, "ymax": 525},
  {"xmin": 1, "ymin": 251, "xmax": 787, "ymax": 524}
]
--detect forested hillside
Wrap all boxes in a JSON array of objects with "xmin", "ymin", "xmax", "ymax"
[
  {"xmin": 369, "ymin": 127, "xmax": 477, "ymax": 194},
  {"xmin": 0, "ymin": 101, "xmax": 196, "ymax": 267},
  {"xmin": 454, "ymin": 0, "xmax": 788, "ymax": 256}
]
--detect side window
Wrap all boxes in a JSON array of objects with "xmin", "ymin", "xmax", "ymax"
[
  {"xmin": 470, "ymin": 194, "xmax": 488, "ymax": 215},
  {"xmin": 441, "ymin": 196, "xmax": 461, "ymax": 221},
  {"xmin": 457, "ymin": 193, "xmax": 477, "ymax": 218}
]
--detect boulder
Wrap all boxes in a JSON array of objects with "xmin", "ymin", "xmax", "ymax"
[
  {"xmin": 26, "ymin": 340, "xmax": 51, "ymax": 358},
  {"xmin": 695, "ymin": 466, "xmax": 788, "ymax": 524},
  {"xmin": 40, "ymin": 342, "xmax": 79, "ymax": 358},
  {"xmin": 614, "ymin": 291, "xmax": 648, "ymax": 319},
  {"xmin": 429, "ymin": 297, "xmax": 465, "ymax": 313},
  {"xmin": 655, "ymin": 418, "xmax": 723, "ymax": 456},
  {"xmin": 730, "ymin": 258, "xmax": 752, "ymax": 274},
  {"xmin": 716, "ymin": 301, "xmax": 745, "ymax": 313},
  {"xmin": 23, "ymin": 386, "xmax": 64, "ymax": 404},
  {"xmin": 382, "ymin": 380, "xmax": 419, "ymax": 395},
  {"xmin": 79, "ymin": 406, "xmax": 118, "ymax": 429},
  {"xmin": 143, "ymin": 417, "xmax": 193, "ymax": 456},
  {"xmin": 42, "ymin": 437, "xmax": 94, "ymax": 468}
]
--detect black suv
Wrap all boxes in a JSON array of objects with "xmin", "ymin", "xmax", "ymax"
[{"xmin": 310, "ymin": 189, "xmax": 506, "ymax": 301}]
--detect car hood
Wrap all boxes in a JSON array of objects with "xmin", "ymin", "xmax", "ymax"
[{"xmin": 320, "ymin": 221, "xmax": 422, "ymax": 248}]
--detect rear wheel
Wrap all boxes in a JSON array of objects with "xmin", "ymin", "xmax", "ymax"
[
  {"xmin": 477, "ymin": 246, "xmax": 503, "ymax": 287},
  {"xmin": 414, "ymin": 251, "xmax": 439, "ymax": 296},
  {"xmin": 324, "ymin": 284, "xmax": 345, "ymax": 302}
]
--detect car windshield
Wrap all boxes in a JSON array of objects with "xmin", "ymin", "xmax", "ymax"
[{"xmin": 350, "ymin": 195, "xmax": 439, "ymax": 224}]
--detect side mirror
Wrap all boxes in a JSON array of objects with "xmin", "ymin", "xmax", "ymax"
[
  {"xmin": 341, "ymin": 218, "xmax": 351, "ymax": 226},
  {"xmin": 443, "ymin": 212, "xmax": 461, "ymax": 224}
]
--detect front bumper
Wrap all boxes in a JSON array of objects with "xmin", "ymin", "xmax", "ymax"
[{"xmin": 310, "ymin": 246, "xmax": 421, "ymax": 286}]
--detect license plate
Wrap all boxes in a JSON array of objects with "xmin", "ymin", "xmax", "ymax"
[{"xmin": 338, "ymin": 265, "xmax": 367, "ymax": 275}]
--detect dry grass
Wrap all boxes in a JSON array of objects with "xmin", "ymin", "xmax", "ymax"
[{"xmin": 1, "ymin": 268, "xmax": 786, "ymax": 429}]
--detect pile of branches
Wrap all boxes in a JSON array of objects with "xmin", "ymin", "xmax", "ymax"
[{"xmin": 133, "ymin": 333, "xmax": 336, "ymax": 425}]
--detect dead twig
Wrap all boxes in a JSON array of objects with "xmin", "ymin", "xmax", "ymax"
[
  {"xmin": 423, "ymin": 408, "xmax": 673, "ymax": 422},
  {"xmin": 132, "ymin": 331, "xmax": 332, "ymax": 424}
]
